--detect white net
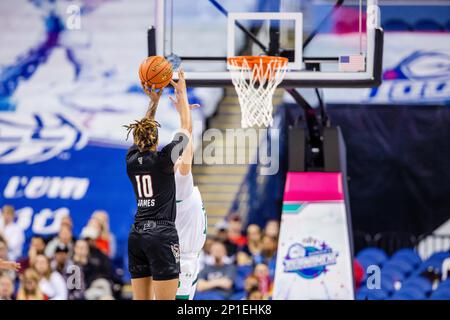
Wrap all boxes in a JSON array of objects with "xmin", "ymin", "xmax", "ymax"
[{"xmin": 228, "ymin": 56, "xmax": 288, "ymax": 128}]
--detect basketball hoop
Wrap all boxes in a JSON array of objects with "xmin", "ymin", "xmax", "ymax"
[{"xmin": 227, "ymin": 56, "xmax": 288, "ymax": 128}]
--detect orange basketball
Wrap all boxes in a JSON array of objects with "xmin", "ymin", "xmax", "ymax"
[{"xmin": 139, "ymin": 56, "xmax": 173, "ymax": 90}]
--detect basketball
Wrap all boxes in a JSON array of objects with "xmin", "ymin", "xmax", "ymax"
[{"xmin": 139, "ymin": 55, "xmax": 173, "ymax": 89}]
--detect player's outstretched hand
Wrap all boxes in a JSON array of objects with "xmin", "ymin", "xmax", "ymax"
[
  {"xmin": 170, "ymin": 68, "xmax": 187, "ymax": 93},
  {"xmin": 143, "ymin": 84, "xmax": 163, "ymax": 103},
  {"xmin": 169, "ymin": 68, "xmax": 199, "ymax": 113},
  {"xmin": 169, "ymin": 99, "xmax": 200, "ymax": 114},
  {"xmin": 0, "ymin": 259, "xmax": 21, "ymax": 272}
]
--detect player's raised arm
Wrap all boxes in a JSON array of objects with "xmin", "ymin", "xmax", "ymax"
[
  {"xmin": 169, "ymin": 70, "xmax": 200, "ymax": 175},
  {"xmin": 170, "ymin": 68, "xmax": 192, "ymax": 134},
  {"xmin": 143, "ymin": 84, "xmax": 163, "ymax": 120}
]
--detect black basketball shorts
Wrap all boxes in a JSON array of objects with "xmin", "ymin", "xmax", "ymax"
[{"xmin": 128, "ymin": 220, "xmax": 180, "ymax": 280}]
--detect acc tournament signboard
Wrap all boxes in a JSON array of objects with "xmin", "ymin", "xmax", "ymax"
[{"xmin": 273, "ymin": 172, "xmax": 354, "ymax": 300}]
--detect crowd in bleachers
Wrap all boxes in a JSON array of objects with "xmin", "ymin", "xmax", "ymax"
[
  {"xmin": 355, "ymin": 247, "xmax": 450, "ymax": 300},
  {"xmin": 194, "ymin": 215, "xmax": 279, "ymax": 300},
  {"xmin": 0, "ymin": 205, "xmax": 121, "ymax": 300},
  {"xmin": 0, "ymin": 204, "xmax": 279, "ymax": 300},
  {"xmin": 3, "ymin": 203, "xmax": 450, "ymax": 300}
]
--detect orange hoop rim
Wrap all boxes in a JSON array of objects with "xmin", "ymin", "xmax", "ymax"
[{"xmin": 227, "ymin": 55, "xmax": 288, "ymax": 69}]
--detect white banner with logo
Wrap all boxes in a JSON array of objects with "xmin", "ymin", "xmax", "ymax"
[
  {"xmin": 273, "ymin": 172, "xmax": 354, "ymax": 300},
  {"xmin": 282, "ymin": 32, "xmax": 450, "ymax": 105},
  {"xmin": 326, "ymin": 32, "xmax": 450, "ymax": 105}
]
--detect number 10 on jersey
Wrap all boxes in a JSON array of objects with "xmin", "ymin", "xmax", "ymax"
[{"xmin": 135, "ymin": 175, "xmax": 153, "ymax": 198}]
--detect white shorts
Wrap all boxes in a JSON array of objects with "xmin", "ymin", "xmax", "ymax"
[{"xmin": 176, "ymin": 253, "xmax": 200, "ymax": 300}]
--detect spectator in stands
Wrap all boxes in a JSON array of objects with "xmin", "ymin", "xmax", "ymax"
[
  {"xmin": 0, "ymin": 237, "xmax": 20, "ymax": 278},
  {"xmin": 60, "ymin": 215, "xmax": 73, "ymax": 231},
  {"xmin": 74, "ymin": 237, "xmax": 113, "ymax": 291},
  {"xmin": 51, "ymin": 244, "xmax": 73, "ymax": 277},
  {"xmin": 71, "ymin": 239, "xmax": 90, "ymax": 299},
  {"xmin": 201, "ymin": 236, "xmax": 233, "ymax": 267},
  {"xmin": 0, "ymin": 236, "xmax": 10, "ymax": 264},
  {"xmin": 215, "ymin": 221, "xmax": 238, "ymax": 258},
  {"xmin": 254, "ymin": 263, "xmax": 272, "ymax": 299},
  {"xmin": 0, "ymin": 205, "xmax": 25, "ymax": 261},
  {"xmin": 253, "ymin": 235, "xmax": 277, "ymax": 278},
  {"xmin": 81, "ymin": 217, "xmax": 112, "ymax": 257},
  {"xmin": 0, "ymin": 274, "xmax": 15, "ymax": 300},
  {"xmin": 17, "ymin": 268, "xmax": 46, "ymax": 300},
  {"xmin": 45, "ymin": 224, "xmax": 74, "ymax": 258},
  {"xmin": 244, "ymin": 275, "xmax": 259, "ymax": 297},
  {"xmin": 18, "ymin": 236, "xmax": 46, "ymax": 273},
  {"xmin": 236, "ymin": 251, "xmax": 253, "ymax": 267},
  {"xmin": 198, "ymin": 235, "xmax": 214, "ymax": 270},
  {"xmin": 247, "ymin": 289, "xmax": 264, "ymax": 300},
  {"xmin": 91, "ymin": 210, "xmax": 117, "ymax": 258},
  {"xmin": 227, "ymin": 214, "xmax": 247, "ymax": 248},
  {"xmin": 84, "ymin": 278, "xmax": 115, "ymax": 300},
  {"xmin": 196, "ymin": 240, "xmax": 236, "ymax": 300},
  {"xmin": 264, "ymin": 219, "xmax": 280, "ymax": 239},
  {"xmin": 241, "ymin": 224, "xmax": 263, "ymax": 261},
  {"xmin": 33, "ymin": 254, "xmax": 68, "ymax": 300},
  {"xmin": 0, "ymin": 259, "xmax": 20, "ymax": 272}
]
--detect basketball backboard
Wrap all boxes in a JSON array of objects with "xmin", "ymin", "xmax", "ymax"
[{"xmin": 151, "ymin": 0, "xmax": 383, "ymax": 88}]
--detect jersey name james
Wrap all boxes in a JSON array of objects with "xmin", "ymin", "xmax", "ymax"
[{"xmin": 126, "ymin": 133, "xmax": 188, "ymax": 222}]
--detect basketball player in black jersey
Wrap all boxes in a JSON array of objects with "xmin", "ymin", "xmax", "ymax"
[{"xmin": 125, "ymin": 69, "xmax": 191, "ymax": 300}]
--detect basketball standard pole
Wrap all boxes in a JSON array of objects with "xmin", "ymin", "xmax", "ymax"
[{"xmin": 154, "ymin": 0, "xmax": 165, "ymax": 57}]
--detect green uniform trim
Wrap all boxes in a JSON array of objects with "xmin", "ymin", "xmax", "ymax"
[
  {"xmin": 202, "ymin": 205, "xmax": 207, "ymax": 234},
  {"xmin": 176, "ymin": 295, "xmax": 190, "ymax": 300}
]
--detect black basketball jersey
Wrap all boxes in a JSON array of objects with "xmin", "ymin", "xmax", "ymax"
[{"xmin": 126, "ymin": 132, "xmax": 188, "ymax": 222}]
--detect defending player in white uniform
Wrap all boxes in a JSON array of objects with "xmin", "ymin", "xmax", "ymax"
[{"xmin": 172, "ymin": 99, "xmax": 207, "ymax": 300}]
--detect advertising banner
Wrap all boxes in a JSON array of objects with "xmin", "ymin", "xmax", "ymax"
[{"xmin": 273, "ymin": 172, "xmax": 354, "ymax": 300}]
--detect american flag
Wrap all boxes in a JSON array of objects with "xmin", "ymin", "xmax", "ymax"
[{"xmin": 339, "ymin": 54, "xmax": 365, "ymax": 72}]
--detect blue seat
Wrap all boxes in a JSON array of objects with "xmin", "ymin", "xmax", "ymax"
[
  {"xmin": 391, "ymin": 249, "xmax": 422, "ymax": 267},
  {"xmin": 229, "ymin": 291, "xmax": 246, "ymax": 300},
  {"xmin": 380, "ymin": 275, "xmax": 396, "ymax": 294},
  {"xmin": 427, "ymin": 251, "xmax": 450, "ymax": 263},
  {"xmin": 236, "ymin": 265, "xmax": 253, "ymax": 277},
  {"xmin": 391, "ymin": 287, "xmax": 426, "ymax": 300},
  {"xmin": 382, "ymin": 267, "xmax": 405, "ymax": 283},
  {"xmin": 194, "ymin": 290, "xmax": 228, "ymax": 300},
  {"xmin": 415, "ymin": 259, "xmax": 445, "ymax": 275},
  {"xmin": 233, "ymin": 275, "xmax": 246, "ymax": 292},
  {"xmin": 357, "ymin": 255, "xmax": 378, "ymax": 271},
  {"xmin": 401, "ymin": 276, "xmax": 432, "ymax": 294},
  {"xmin": 414, "ymin": 19, "xmax": 443, "ymax": 32},
  {"xmin": 357, "ymin": 247, "xmax": 388, "ymax": 267},
  {"xmin": 429, "ymin": 288, "xmax": 450, "ymax": 300},
  {"xmin": 383, "ymin": 19, "xmax": 412, "ymax": 31},
  {"xmin": 384, "ymin": 259, "xmax": 415, "ymax": 276},
  {"xmin": 445, "ymin": 21, "xmax": 450, "ymax": 31},
  {"xmin": 437, "ymin": 279, "xmax": 450, "ymax": 290},
  {"xmin": 357, "ymin": 287, "xmax": 389, "ymax": 300},
  {"xmin": 233, "ymin": 265, "xmax": 253, "ymax": 292},
  {"xmin": 356, "ymin": 288, "xmax": 370, "ymax": 300},
  {"xmin": 367, "ymin": 289, "xmax": 389, "ymax": 300}
]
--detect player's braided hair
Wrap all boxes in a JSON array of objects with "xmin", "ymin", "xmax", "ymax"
[{"xmin": 124, "ymin": 117, "xmax": 160, "ymax": 153}]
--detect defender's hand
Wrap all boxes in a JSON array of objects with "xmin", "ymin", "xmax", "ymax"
[
  {"xmin": 170, "ymin": 68, "xmax": 189, "ymax": 106},
  {"xmin": 170, "ymin": 68, "xmax": 187, "ymax": 93}
]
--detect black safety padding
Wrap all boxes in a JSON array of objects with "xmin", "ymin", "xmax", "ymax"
[
  {"xmin": 323, "ymin": 126, "xmax": 346, "ymax": 173},
  {"xmin": 288, "ymin": 126, "xmax": 305, "ymax": 172}
]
